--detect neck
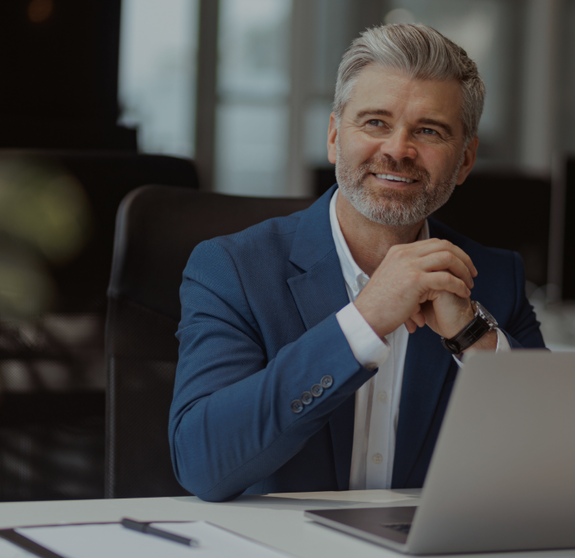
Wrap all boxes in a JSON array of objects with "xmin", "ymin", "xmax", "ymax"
[{"xmin": 336, "ymin": 192, "xmax": 424, "ymax": 277}]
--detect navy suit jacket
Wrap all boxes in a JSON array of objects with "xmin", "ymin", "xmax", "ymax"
[{"xmin": 169, "ymin": 186, "xmax": 545, "ymax": 502}]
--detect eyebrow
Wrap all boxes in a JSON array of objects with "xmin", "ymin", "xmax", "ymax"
[
  {"xmin": 355, "ymin": 109, "xmax": 392, "ymax": 120},
  {"xmin": 354, "ymin": 110, "xmax": 455, "ymax": 137}
]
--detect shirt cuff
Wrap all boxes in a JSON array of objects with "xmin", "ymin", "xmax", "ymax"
[
  {"xmin": 336, "ymin": 302, "xmax": 390, "ymax": 370},
  {"xmin": 495, "ymin": 327, "xmax": 511, "ymax": 351}
]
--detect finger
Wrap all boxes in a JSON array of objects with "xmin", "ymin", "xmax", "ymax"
[
  {"xmin": 421, "ymin": 271, "xmax": 472, "ymax": 299},
  {"xmin": 404, "ymin": 318, "xmax": 419, "ymax": 333},
  {"xmin": 393, "ymin": 239, "xmax": 478, "ymax": 277},
  {"xmin": 418, "ymin": 251, "xmax": 475, "ymax": 289},
  {"xmin": 408, "ymin": 310, "xmax": 426, "ymax": 328},
  {"xmin": 431, "ymin": 240, "xmax": 477, "ymax": 277}
]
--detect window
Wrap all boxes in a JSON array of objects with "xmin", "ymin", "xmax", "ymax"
[
  {"xmin": 214, "ymin": 0, "xmax": 292, "ymax": 196},
  {"xmin": 384, "ymin": 0, "xmax": 519, "ymax": 165},
  {"xmin": 118, "ymin": 0, "xmax": 199, "ymax": 157}
]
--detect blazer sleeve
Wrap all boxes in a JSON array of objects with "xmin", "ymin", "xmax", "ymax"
[
  {"xmin": 169, "ymin": 240, "xmax": 374, "ymax": 502},
  {"xmin": 497, "ymin": 251, "xmax": 545, "ymax": 349}
]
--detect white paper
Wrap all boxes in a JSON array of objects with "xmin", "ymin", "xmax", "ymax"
[
  {"xmin": 15, "ymin": 521, "xmax": 292, "ymax": 558},
  {"xmin": 0, "ymin": 536, "xmax": 35, "ymax": 557}
]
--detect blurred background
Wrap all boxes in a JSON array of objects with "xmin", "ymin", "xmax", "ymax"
[
  {"xmin": 0, "ymin": 0, "xmax": 573, "ymax": 501},
  {"xmin": 119, "ymin": 0, "xmax": 570, "ymax": 193}
]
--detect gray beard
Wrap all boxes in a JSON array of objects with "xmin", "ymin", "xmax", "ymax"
[{"xmin": 335, "ymin": 141, "xmax": 463, "ymax": 227}]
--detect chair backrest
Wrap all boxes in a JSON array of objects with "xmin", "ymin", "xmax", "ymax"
[{"xmin": 105, "ymin": 185, "xmax": 315, "ymax": 498}]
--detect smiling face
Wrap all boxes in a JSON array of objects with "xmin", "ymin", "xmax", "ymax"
[{"xmin": 328, "ymin": 65, "xmax": 478, "ymax": 228}]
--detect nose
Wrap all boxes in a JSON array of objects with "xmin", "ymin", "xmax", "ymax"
[{"xmin": 380, "ymin": 128, "xmax": 417, "ymax": 160}]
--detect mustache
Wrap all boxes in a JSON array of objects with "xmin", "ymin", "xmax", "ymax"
[{"xmin": 360, "ymin": 155, "xmax": 430, "ymax": 183}]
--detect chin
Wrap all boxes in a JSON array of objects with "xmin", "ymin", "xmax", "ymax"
[{"xmin": 341, "ymin": 184, "xmax": 431, "ymax": 227}]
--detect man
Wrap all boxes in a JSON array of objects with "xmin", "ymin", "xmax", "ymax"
[{"xmin": 170, "ymin": 24, "xmax": 544, "ymax": 502}]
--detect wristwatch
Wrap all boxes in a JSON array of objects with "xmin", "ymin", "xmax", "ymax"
[{"xmin": 441, "ymin": 301, "xmax": 498, "ymax": 355}]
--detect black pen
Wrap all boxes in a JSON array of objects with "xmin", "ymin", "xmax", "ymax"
[{"xmin": 121, "ymin": 518, "xmax": 199, "ymax": 547}]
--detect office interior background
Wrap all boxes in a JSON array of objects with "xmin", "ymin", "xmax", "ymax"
[{"xmin": 0, "ymin": 0, "xmax": 573, "ymax": 502}]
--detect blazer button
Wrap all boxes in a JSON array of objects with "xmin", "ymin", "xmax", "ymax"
[
  {"xmin": 301, "ymin": 391, "xmax": 313, "ymax": 405},
  {"xmin": 290, "ymin": 399, "xmax": 304, "ymax": 413},
  {"xmin": 320, "ymin": 375, "xmax": 333, "ymax": 388},
  {"xmin": 311, "ymin": 384, "xmax": 323, "ymax": 397}
]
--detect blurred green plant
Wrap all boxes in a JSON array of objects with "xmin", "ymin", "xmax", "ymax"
[{"xmin": 0, "ymin": 155, "xmax": 93, "ymax": 319}]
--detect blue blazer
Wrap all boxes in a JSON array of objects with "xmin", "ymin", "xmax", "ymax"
[{"xmin": 170, "ymin": 186, "xmax": 545, "ymax": 502}]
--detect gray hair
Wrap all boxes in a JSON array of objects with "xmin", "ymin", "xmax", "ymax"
[{"xmin": 333, "ymin": 23, "xmax": 485, "ymax": 143}]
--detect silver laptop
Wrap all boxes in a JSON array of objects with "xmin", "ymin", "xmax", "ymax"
[{"xmin": 305, "ymin": 350, "xmax": 575, "ymax": 554}]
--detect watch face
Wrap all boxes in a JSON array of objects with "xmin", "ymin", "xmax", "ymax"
[{"xmin": 474, "ymin": 301, "xmax": 498, "ymax": 328}]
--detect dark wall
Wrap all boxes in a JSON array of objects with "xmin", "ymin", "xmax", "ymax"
[
  {"xmin": 0, "ymin": 0, "xmax": 135, "ymax": 149},
  {"xmin": 0, "ymin": 1, "xmax": 120, "ymax": 122}
]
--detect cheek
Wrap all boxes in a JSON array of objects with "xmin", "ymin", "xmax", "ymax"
[
  {"xmin": 342, "ymin": 137, "xmax": 380, "ymax": 165},
  {"xmin": 417, "ymin": 147, "xmax": 457, "ymax": 176}
]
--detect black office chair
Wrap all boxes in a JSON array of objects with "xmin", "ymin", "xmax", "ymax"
[{"xmin": 105, "ymin": 185, "xmax": 315, "ymax": 498}]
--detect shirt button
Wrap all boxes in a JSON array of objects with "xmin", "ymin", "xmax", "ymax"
[
  {"xmin": 372, "ymin": 453, "xmax": 383, "ymax": 464},
  {"xmin": 320, "ymin": 375, "xmax": 333, "ymax": 388},
  {"xmin": 365, "ymin": 362, "xmax": 378, "ymax": 371},
  {"xmin": 301, "ymin": 391, "xmax": 313, "ymax": 405},
  {"xmin": 352, "ymin": 282, "xmax": 358, "ymax": 291},
  {"xmin": 377, "ymin": 391, "xmax": 388, "ymax": 403},
  {"xmin": 290, "ymin": 400, "xmax": 304, "ymax": 414},
  {"xmin": 311, "ymin": 384, "xmax": 324, "ymax": 397}
]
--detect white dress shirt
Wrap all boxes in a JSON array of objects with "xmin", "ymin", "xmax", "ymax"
[{"xmin": 329, "ymin": 190, "xmax": 509, "ymax": 490}]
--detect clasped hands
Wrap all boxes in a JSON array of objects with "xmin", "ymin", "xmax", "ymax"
[{"xmin": 354, "ymin": 238, "xmax": 478, "ymax": 341}]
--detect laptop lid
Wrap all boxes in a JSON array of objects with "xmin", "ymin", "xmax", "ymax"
[{"xmin": 306, "ymin": 350, "xmax": 575, "ymax": 554}]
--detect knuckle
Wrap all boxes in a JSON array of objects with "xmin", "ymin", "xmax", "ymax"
[
  {"xmin": 389, "ymin": 244, "xmax": 405, "ymax": 258},
  {"xmin": 435, "ymin": 239, "xmax": 454, "ymax": 253},
  {"xmin": 439, "ymin": 271, "xmax": 456, "ymax": 286},
  {"xmin": 438, "ymin": 251, "xmax": 453, "ymax": 265},
  {"xmin": 436, "ymin": 271, "xmax": 448, "ymax": 285}
]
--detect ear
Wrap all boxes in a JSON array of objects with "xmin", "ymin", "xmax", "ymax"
[
  {"xmin": 456, "ymin": 136, "xmax": 478, "ymax": 185},
  {"xmin": 327, "ymin": 112, "xmax": 338, "ymax": 165}
]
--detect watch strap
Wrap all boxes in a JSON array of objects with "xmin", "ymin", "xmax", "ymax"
[{"xmin": 441, "ymin": 301, "xmax": 496, "ymax": 354}]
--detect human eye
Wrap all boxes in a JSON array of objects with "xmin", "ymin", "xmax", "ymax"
[
  {"xmin": 416, "ymin": 126, "xmax": 446, "ymax": 142},
  {"xmin": 420, "ymin": 127, "xmax": 439, "ymax": 136},
  {"xmin": 366, "ymin": 119, "xmax": 384, "ymax": 127},
  {"xmin": 363, "ymin": 118, "xmax": 390, "ymax": 137}
]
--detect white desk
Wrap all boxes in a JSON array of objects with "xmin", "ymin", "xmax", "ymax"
[{"xmin": 0, "ymin": 490, "xmax": 573, "ymax": 558}]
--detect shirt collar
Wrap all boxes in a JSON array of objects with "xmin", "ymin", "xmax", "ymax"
[{"xmin": 329, "ymin": 189, "xmax": 430, "ymax": 296}]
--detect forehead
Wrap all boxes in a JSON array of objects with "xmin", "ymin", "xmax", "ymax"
[{"xmin": 343, "ymin": 65, "xmax": 464, "ymax": 135}]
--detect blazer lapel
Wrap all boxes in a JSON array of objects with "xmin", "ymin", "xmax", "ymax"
[
  {"xmin": 287, "ymin": 186, "xmax": 348, "ymax": 328},
  {"xmin": 287, "ymin": 186, "xmax": 355, "ymax": 490}
]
